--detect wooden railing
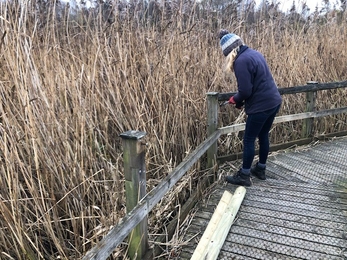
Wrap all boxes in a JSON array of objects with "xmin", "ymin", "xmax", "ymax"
[
  {"xmin": 82, "ymin": 80, "xmax": 347, "ymax": 260},
  {"xmin": 209, "ymin": 80, "xmax": 347, "ymax": 164}
]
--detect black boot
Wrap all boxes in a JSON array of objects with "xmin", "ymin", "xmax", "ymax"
[
  {"xmin": 225, "ymin": 169, "xmax": 252, "ymax": 186},
  {"xmin": 251, "ymin": 163, "xmax": 266, "ymax": 180}
]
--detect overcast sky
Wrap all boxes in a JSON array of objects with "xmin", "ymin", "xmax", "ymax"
[
  {"xmin": 63, "ymin": 0, "xmax": 336, "ymax": 13},
  {"xmin": 262, "ymin": 0, "xmax": 333, "ymax": 12}
]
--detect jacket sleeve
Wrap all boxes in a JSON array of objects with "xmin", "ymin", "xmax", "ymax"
[{"xmin": 232, "ymin": 58, "xmax": 254, "ymax": 103}]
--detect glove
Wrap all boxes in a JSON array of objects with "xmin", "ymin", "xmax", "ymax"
[
  {"xmin": 228, "ymin": 96, "xmax": 236, "ymax": 104},
  {"xmin": 229, "ymin": 96, "xmax": 244, "ymax": 109},
  {"xmin": 235, "ymin": 102, "xmax": 244, "ymax": 109}
]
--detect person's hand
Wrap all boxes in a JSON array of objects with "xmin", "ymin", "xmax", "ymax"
[
  {"xmin": 228, "ymin": 96, "xmax": 236, "ymax": 104},
  {"xmin": 229, "ymin": 96, "xmax": 244, "ymax": 109},
  {"xmin": 235, "ymin": 102, "xmax": 244, "ymax": 109}
]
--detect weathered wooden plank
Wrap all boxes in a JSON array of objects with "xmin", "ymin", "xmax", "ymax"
[
  {"xmin": 238, "ymin": 202, "xmax": 346, "ymax": 231},
  {"xmin": 236, "ymin": 210, "xmax": 346, "ymax": 240},
  {"xmin": 301, "ymin": 88, "xmax": 316, "ymax": 138},
  {"xmin": 82, "ymin": 201, "xmax": 149, "ymax": 260},
  {"xmin": 217, "ymin": 80, "xmax": 347, "ymax": 101},
  {"xmin": 278, "ymin": 80, "xmax": 347, "ymax": 94},
  {"xmin": 273, "ymin": 106, "xmax": 347, "ymax": 124},
  {"xmin": 240, "ymin": 198, "xmax": 347, "ymax": 223},
  {"xmin": 256, "ymin": 171, "xmax": 346, "ymax": 192},
  {"xmin": 224, "ymin": 226, "xmax": 345, "ymax": 257},
  {"xmin": 245, "ymin": 195, "xmax": 346, "ymax": 222},
  {"xmin": 179, "ymin": 250, "xmax": 195, "ymax": 260},
  {"xmin": 189, "ymin": 209, "xmax": 347, "ymax": 247},
  {"xmin": 234, "ymin": 217, "xmax": 347, "ymax": 247},
  {"xmin": 219, "ymin": 107, "xmax": 347, "ymax": 136},
  {"xmin": 83, "ymin": 130, "xmax": 221, "ymax": 260},
  {"xmin": 270, "ymin": 153, "xmax": 346, "ymax": 186},
  {"xmin": 222, "ymin": 233, "xmax": 345, "ymax": 259},
  {"xmin": 209, "ymin": 188, "xmax": 347, "ymax": 216},
  {"xmin": 207, "ymin": 92, "xmax": 219, "ymax": 169},
  {"xmin": 302, "ymin": 151, "xmax": 347, "ymax": 169},
  {"xmin": 219, "ymin": 242, "xmax": 302, "ymax": 260},
  {"xmin": 182, "ymin": 213, "xmax": 346, "ymax": 259},
  {"xmin": 280, "ymin": 152, "xmax": 347, "ymax": 182},
  {"xmin": 121, "ymin": 131, "xmax": 148, "ymax": 260}
]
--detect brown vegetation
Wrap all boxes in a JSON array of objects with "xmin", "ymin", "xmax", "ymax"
[{"xmin": 0, "ymin": 0, "xmax": 346, "ymax": 259}]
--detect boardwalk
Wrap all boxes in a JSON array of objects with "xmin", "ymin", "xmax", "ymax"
[{"xmin": 178, "ymin": 136, "xmax": 347, "ymax": 259}]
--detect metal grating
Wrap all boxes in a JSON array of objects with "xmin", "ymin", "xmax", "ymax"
[{"xmin": 178, "ymin": 137, "xmax": 347, "ymax": 259}]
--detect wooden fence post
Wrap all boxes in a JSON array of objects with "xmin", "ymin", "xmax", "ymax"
[
  {"xmin": 120, "ymin": 130, "xmax": 148, "ymax": 260},
  {"xmin": 302, "ymin": 81, "xmax": 317, "ymax": 138},
  {"xmin": 206, "ymin": 92, "xmax": 219, "ymax": 171}
]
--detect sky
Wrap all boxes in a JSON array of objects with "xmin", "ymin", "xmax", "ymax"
[
  {"xmin": 64, "ymin": 0, "xmax": 336, "ymax": 13},
  {"xmin": 262, "ymin": 0, "xmax": 335, "ymax": 13},
  {"xmin": 278, "ymin": 0, "xmax": 321, "ymax": 12}
]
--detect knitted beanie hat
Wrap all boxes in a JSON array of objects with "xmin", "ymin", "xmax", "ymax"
[{"xmin": 219, "ymin": 29, "xmax": 244, "ymax": 57}]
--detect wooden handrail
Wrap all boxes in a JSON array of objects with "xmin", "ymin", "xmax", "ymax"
[
  {"xmin": 219, "ymin": 106, "xmax": 347, "ymax": 135},
  {"xmin": 82, "ymin": 131, "xmax": 221, "ymax": 260},
  {"xmin": 212, "ymin": 80, "xmax": 347, "ymax": 165},
  {"xmin": 83, "ymin": 80, "xmax": 347, "ymax": 260},
  {"xmin": 217, "ymin": 80, "xmax": 347, "ymax": 101}
]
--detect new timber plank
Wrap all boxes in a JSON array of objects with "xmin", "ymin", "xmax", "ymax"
[{"xmin": 191, "ymin": 188, "xmax": 246, "ymax": 260}]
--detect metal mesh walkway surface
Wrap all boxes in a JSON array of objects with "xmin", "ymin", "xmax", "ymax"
[{"xmin": 178, "ymin": 136, "xmax": 347, "ymax": 259}]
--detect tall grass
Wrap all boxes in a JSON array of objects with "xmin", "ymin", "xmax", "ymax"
[{"xmin": 0, "ymin": 1, "xmax": 346, "ymax": 259}]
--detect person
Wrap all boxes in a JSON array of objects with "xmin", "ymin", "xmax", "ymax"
[{"xmin": 219, "ymin": 29, "xmax": 282, "ymax": 187}]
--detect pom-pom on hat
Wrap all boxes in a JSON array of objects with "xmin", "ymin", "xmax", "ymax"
[{"xmin": 219, "ymin": 29, "xmax": 244, "ymax": 57}]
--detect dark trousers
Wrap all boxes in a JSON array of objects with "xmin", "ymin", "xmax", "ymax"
[{"xmin": 242, "ymin": 104, "xmax": 281, "ymax": 170}]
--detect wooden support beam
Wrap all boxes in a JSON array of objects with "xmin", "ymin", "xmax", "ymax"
[
  {"xmin": 82, "ymin": 131, "xmax": 221, "ymax": 260},
  {"xmin": 302, "ymin": 82, "xmax": 317, "ymax": 138},
  {"xmin": 120, "ymin": 130, "xmax": 148, "ymax": 260},
  {"xmin": 191, "ymin": 187, "xmax": 246, "ymax": 260},
  {"xmin": 207, "ymin": 92, "xmax": 219, "ymax": 171}
]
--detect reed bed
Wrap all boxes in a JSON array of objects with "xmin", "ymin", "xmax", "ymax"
[{"xmin": 0, "ymin": 1, "xmax": 346, "ymax": 259}]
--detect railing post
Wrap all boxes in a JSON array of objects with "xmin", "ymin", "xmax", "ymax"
[
  {"xmin": 120, "ymin": 130, "xmax": 148, "ymax": 260},
  {"xmin": 206, "ymin": 92, "xmax": 219, "ymax": 171},
  {"xmin": 302, "ymin": 81, "xmax": 317, "ymax": 138}
]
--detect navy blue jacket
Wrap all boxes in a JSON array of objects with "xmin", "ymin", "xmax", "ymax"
[{"xmin": 233, "ymin": 46, "xmax": 282, "ymax": 115}]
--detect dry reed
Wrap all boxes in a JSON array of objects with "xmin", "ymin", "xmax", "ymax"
[{"xmin": 0, "ymin": 1, "xmax": 346, "ymax": 259}]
